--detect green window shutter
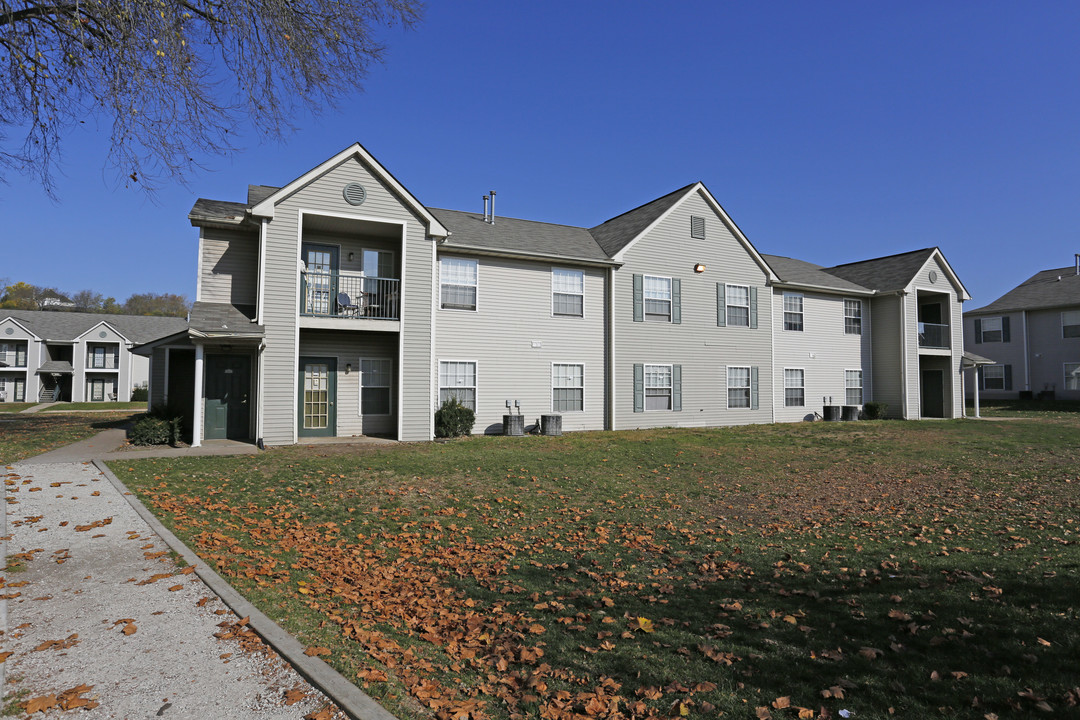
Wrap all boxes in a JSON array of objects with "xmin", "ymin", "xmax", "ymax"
[
  {"xmin": 1002, "ymin": 316, "xmax": 1011, "ymax": 342},
  {"xmin": 633, "ymin": 274, "xmax": 644, "ymax": 323},
  {"xmin": 1004, "ymin": 365, "xmax": 1013, "ymax": 391},
  {"xmin": 749, "ymin": 287, "xmax": 758, "ymax": 329},
  {"xmin": 672, "ymin": 365, "xmax": 682, "ymax": 411},
  {"xmin": 977, "ymin": 366, "xmax": 984, "ymax": 388},
  {"xmin": 716, "ymin": 283, "xmax": 726, "ymax": 327},
  {"xmin": 633, "ymin": 364, "xmax": 644, "ymax": 413},
  {"xmin": 750, "ymin": 366, "xmax": 759, "ymax": 410},
  {"xmin": 672, "ymin": 279, "xmax": 681, "ymax": 324},
  {"xmin": 973, "ymin": 318, "xmax": 982, "ymax": 344}
]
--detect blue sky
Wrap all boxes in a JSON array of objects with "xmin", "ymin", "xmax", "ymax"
[{"xmin": 4, "ymin": 2, "xmax": 1080, "ymax": 308}]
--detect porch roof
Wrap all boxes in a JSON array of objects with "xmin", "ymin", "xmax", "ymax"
[
  {"xmin": 37, "ymin": 360, "xmax": 74, "ymax": 374},
  {"xmin": 188, "ymin": 303, "xmax": 264, "ymax": 339}
]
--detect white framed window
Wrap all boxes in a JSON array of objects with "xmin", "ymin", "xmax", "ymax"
[
  {"xmin": 644, "ymin": 364, "xmax": 672, "ymax": 411},
  {"xmin": 552, "ymin": 363, "xmax": 584, "ymax": 412},
  {"xmin": 1065, "ymin": 363, "xmax": 1080, "ymax": 391},
  {"xmin": 1063, "ymin": 311, "xmax": 1080, "ymax": 339},
  {"xmin": 979, "ymin": 317, "xmax": 1003, "ymax": 343},
  {"xmin": 784, "ymin": 368, "xmax": 804, "ymax": 407},
  {"xmin": 552, "ymin": 268, "xmax": 584, "ymax": 317},
  {"xmin": 982, "ymin": 365, "xmax": 1005, "ymax": 390},
  {"xmin": 726, "ymin": 285, "xmax": 750, "ymax": 327},
  {"xmin": 845, "ymin": 370, "xmax": 863, "ymax": 405},
  {"xmin": 359, "ymin": 358, "xmax": 393, "ymax": 416},
  {"xmin": 440, "ymin": 257, "xmax": 478, "ymax": 311},
  {"xmin": 439, "ymin": 360, "xmax": 476, "ymax": 410},
  {"xmin": 783, "ymin": 293, "xmax": 804, "ymax": 332},
  {"xmin": 844, "ymin": 299, "xmax": 862, "ymax": 335},
  {"xmin": 727, "ymin": 366, "xmax": 751, "ymax": 409},
  {"xmin": 644, "ymin": 275, "xmax": 672, "ymax": 322}
]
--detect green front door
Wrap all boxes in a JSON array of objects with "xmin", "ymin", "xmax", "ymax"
[
  {"xmin": 921, "ymin": 369, "xmax": 945, "ymax": 418},
  {"xmin": 298, "ymin": 357, "xmax": 336, "ymax": 437},
  {"xmin": 204, "ymin": 354, "xmax": 252, "ymax": 440}
]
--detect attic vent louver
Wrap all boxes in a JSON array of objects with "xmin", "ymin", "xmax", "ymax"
[
  {"xmin": 690, "ymin": 216, "xmax": 705, "ymax": 239},
  {"xmin": 343, "ymin": 183, "xmax": 367, "ymax": 206}
]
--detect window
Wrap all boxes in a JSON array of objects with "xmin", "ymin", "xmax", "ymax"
[
  {"xmin": 727, "ymin": 366, "xmax": 751, "ymax": 409},
  {"xmin": 978, "ymin": 317, "xmax": 1003, "ymax": 343},
  {"xmin": 0, "ymin": 342, "xmax": 27, "ymax": 367},
  {"xmin": 552, "ymin": 363, "xmax": 584, "ymax": 412},
  {"xmin": 1065, "ymin": 363, "xmax": 1080, "ymax": 391},
  {"xmin": 844, "ymin": 299, "xmax": 862, "ymax": 335},
  {"xmin": 982, "ymin": 365, "xmax": 1005, "ymax": 390},
  {"xmin": 360, "ymin": 358, "xmax": 392, "ymax": 415},
  {"xmin": 690, "ymin": 216, "xmax": 706, "ymax": 239},
  {"xmin": 644, "ymin": 364, "xmax": 672, "ymax": 410},
  {"xmin": 440, "ymin": 257, "xmax": 478, "ymax": 311},
  {"xmin": 88, "ymin": 377, "xmax": 114, "ymax": 402},
  {"xmin": 784, "ymin": 369, "xmax": 804, "ymax": 407},
  {"xmin": 1064, "ymin": 311, "xmax": 1080, "ymax": 339},
  {"xmin": 644, "ymin": 276, "xmax": 672, "ymax": 322},
  {"xmin": 845, "ymin": 370, "xmax": 863, "ymax": 405},
  {"xmin": 439, "ymin": 361, "xmax": 476, "ymax": 410},
  {"xmin": 726, "ymin": 285, "xmax": 750, "ymax": 327},
  {"xmin": 552, "ymin": 269, "xmax": 584, "ymax": 317},
  {"xmin": 783, "ymin": 293, "xmax": 804, "ymax": 331}
]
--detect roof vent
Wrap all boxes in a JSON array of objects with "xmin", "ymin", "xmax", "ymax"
[{"xmin": 343, "ymin": 183, "xmax": 367, "ymax": 206}]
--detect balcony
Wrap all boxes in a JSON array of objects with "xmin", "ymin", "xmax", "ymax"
[
  {"xmin": 918, "ymin": 322, "xmax": 950, "ymax": 349},
  {"xmin": 87, "ymin": 355, "xmax": 120, "ymax": 369},
  {"xmin": 301, "ymin": 271, "xmax": 400, "ymax": 321},
  {"xmin": 0, "ymin": 351, "xmax": 27, "ymax": 368}
]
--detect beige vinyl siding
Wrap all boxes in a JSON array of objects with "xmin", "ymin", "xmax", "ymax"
[
  {"xmin": 908, "ymin": 255, "xmax": 965, "ymax": 418},
  {"xmin": 299, "ymin": 331, "xmax": 398, "ymax": 437},
  {"xmin": 199, "ymin": 227, "xmax": 259, "ymax": 305},
  {"xmin": 613, "ymin": 190, "xmax": 772, "ymax": 429},
  {"xmin": 260, "ymin": 155, "xmax": 434, "ymax": 444},
  {"xmin": 435, "ymin": 257, "xmax": 607, "ymax": 434},
  {"xmin": 772, "ymin": 290, "xmax": 871, "ymax": 422},
  {"xmin": 869, "ymin": 294, "xmax": 904, "ymax": 417}
]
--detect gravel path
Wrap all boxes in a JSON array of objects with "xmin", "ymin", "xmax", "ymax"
[{"xmin": 2, "ymin": 459, "xmax": 343, "ymax": 719}]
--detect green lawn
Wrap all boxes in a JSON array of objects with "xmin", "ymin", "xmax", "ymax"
[
  {"xmin": 0, "ymin": 412, "xmax": 138, "ymax": 463},
  {"xmin": 109, "ymin": 418, "xmax": 1080, "ymax": 720},
  {"xmin": 40, "ymin": 401, "xmax": 147, "ymax": 412},
  {"xmin": 0, "ymin": 403, "xmax": 35, "ymax": 414},
  {"xmin": 967, "ymin": 399, "xmax": 1080, "ymax": 418}
]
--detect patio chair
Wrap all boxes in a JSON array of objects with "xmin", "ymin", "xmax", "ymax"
[{"xmin": 337, "ymin": 291, "xmax": 361, "ymax": 317}]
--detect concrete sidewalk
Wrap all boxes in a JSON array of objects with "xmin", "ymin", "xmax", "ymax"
[{"xmin": 2, "ymin": 430, "xmax": 396, "ymax": 720}]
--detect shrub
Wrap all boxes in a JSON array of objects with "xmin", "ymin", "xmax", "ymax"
[
  {"xmin": 862, "ymin": 401, "xmax": 888, "ymax": 420},
  {"xmin": 434, "ymin": 397, "xmax": 475, "ymax": 438},
  {"xmin": 129, "ymin": 404, "xmax": 185, "ymax": 445},
  {"xmin": 131, "ymin": 387, "xmax": 148, "ymax": 402}
]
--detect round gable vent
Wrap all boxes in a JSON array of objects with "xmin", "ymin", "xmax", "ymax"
[
  {"xmin": 99, "ymin": 330, "xmax": 108, "ymax": 338},
  {"xmin": 4, "ymin": 327, "xmax": 13, "ymax": 335},
  {"xmin": 343, "ymin": 183, "xmax": 367, "ymax": 206},
  {"xmin": 928, "ymin": 270, "xmax": 938, "ymax": 284}
]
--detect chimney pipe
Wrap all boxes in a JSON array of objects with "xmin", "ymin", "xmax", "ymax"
[
  {"xmin": 1075, "ymin": 253, "xmax": 1079, "ymax": 276},
  {"xmin": 483, "ymin": 195, "xmax": 489, "ymax": 222},
  {"xmin": 489, "ymin": 190, "xmax": 496, "ymax": 225}
]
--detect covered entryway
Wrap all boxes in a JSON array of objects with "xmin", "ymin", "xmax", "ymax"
[
  {"xmin": 298, "ymin": 357, "xmax": 336, "ymax": 437},
  {"xmin": 920, "ymin": 369, "xmax": 945, "ymax": 418},
  {"xmin": 204, "ymin": 354, "xmax": 252, "ymax": 440}
]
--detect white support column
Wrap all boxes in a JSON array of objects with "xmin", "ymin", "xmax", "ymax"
[
  {"xmin": 973, "ymin": 368, "xmax": 981, "ymax": 419},
  {"xmin": 192, "ymin": 344, "xmax": 205, "ymax": 447}
]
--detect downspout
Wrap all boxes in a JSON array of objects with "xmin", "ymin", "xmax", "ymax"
[
  {"xmin": 605, "ymin": 265, "xmax": 615, "ymax": 430},
  {"xmin": 1022, "ymin": 310, "xmax": 1030, "ymax": 392},
  {"xmin": 769, "ymin": 286, "xmax": 776, "ymax": 423},
  {"xmin": 899, "ymin": 292, "xmax": 909, "ymax": 419},
  {"xmin": 430, "ymin": 235, "xmax": 438, "ymax": 440},
  {"xmin": 256, "ymin": 340, "xmax": 265, "ymax": 446},
  {"xmin": 257, "ymin": 219, "xmax": 268, "ymax": 325}
]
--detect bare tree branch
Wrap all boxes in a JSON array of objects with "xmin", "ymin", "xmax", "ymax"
[{"xmin": 0, "ymin": 0, "xmax": 422, "ymax": 196}]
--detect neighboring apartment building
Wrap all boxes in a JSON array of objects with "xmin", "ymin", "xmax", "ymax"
[
  {"xmin": 139, "ymin": 143, "xmax": 970, "ymax": 447},
  {"xmin": 962, "ymin": 260, "xmax": 1080, "ymax": 400},
  {"xmin": 0, "ymin": 311, "xmax": 187, "ymax": 403}
]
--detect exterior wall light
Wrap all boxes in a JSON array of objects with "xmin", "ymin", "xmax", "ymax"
[{"xmin": 694, "ymin": 263, "xmax": 706, "ymax": 274}]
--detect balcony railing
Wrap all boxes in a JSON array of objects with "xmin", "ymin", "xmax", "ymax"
[
  {"xmin": 918, "ymin": 322, "xmax": 950, "ymax": 349},
  {"xmin": 87, "ymin": 355, "xmax": 120, "ymax": 369},
  {"xmin": 301, "ymin": 271, "xmax": 400, "ymax": 320},
  {"xmin": 0, "ymin": 351, "xmax": 27, "ymax": 367}
]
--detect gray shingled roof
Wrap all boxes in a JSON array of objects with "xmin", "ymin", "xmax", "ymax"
[
  {"xmin": 762, "ymin": 255, "xmax": 873, "ymax": 293},
  {"xmin": 967, "ymin": 266, "xmax": 1080, "ymax": 314},
  {"xmin": 430, "ymin": 208, "xmax": 611, "ymax": 262},
  {"xmin": 188, "ymin": 302, "xmax": 263, "ymax": 337},
  {"xmin": 2, "ymin": 310, "xmax": 189, "ymax": 344},
  {"xmin": 247, "ymin": 185, "xmax": 280, "ymax": 205},
  {"xmin": 189, "ymin": 198, "xmax": 249, "ymax": 225},
  {"xmin": 37, "ymin": 360, "xmax": 74, "ymax": 374},
  {"xmin": 588, "ymin": 183, "xmax": 697, "ymax": 258},
  {"xmin": 822, "ymin": 248, "xmax": 937, "ymax": 293}
]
